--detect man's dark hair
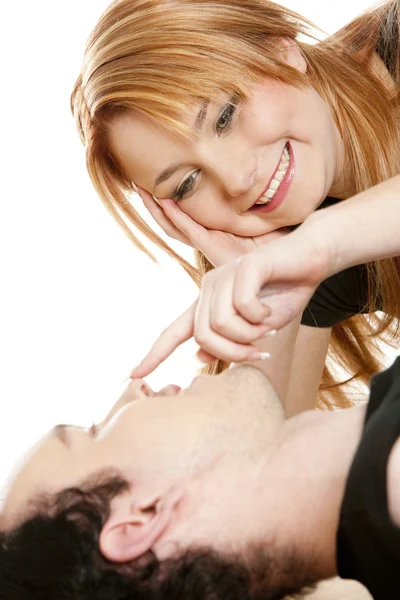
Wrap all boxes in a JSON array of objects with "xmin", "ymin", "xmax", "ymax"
[{"xmin": 0, "ymin": 474, "xmax": 316, "ymax": 599}]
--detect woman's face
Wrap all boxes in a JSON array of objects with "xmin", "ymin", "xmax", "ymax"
[{"xmin": 109, "ymin": 43, "xmax": 345, "ymax": 237}]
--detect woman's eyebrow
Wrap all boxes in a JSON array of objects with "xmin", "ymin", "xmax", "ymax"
[
  {"xmin": 153, "ymin": 100, "xmax": 209, "ymax": 188},
  {"xmin": 194, "ymin": 99, "xmax": 209, "ymax": 132},
  {"xmin": 154, "ymin": 160, "xmax": 187, "ymax": 187}
]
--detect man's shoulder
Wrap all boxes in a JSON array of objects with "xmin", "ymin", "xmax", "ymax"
[
  {"xmin": 387, "ymin": 436, "xmax": 400, "ymax": 528},
  {"xmin": 370, "ymin": 356, "xmax": 400, "ymax": 529},
  {"xmin": 368, "ymin": 356, "xmax": 400, "ymax": 419}
]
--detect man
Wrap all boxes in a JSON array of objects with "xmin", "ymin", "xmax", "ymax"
[{"xmin": 1, "ymin": 314, "xmax": 389, "ymax": 599}]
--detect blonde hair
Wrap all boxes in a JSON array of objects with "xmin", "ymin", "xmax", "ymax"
[{"xmin": 71, "ymin": 0, "xmax": 400, "ymax": 408}]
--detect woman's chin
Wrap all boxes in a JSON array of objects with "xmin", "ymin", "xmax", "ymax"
[
  {"xmin": 198, "ymin": 217, "xmax": 283, "ymax": 239},
  {"xmin": 230, "ymin": 223, "xmax": 282, "ymax": 238}
]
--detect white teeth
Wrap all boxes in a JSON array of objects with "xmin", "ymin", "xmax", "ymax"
[
  {"xmin": 278, "ymin": 161, "xmax": 286, "ymax": 171},
  {"xmin": 269, "ymin": 179, "xmax": 280, "ymax": 190},
  {"xmin": 254, "ymin": 145, "xmax": 290, "ymax": 206}
]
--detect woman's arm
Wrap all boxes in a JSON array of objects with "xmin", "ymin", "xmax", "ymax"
[
  {"xmin": 194, "ymin": 173, "xmax": 400, "ymax": 343},
  {"xmin": 308, "ymin": 174, "xmax": 400, "ymax": 276},
  {"xmin": 131, "ymin": 175, "xmax": 400, "ymax": 376},
  {"xmin": 240, "ymin": 175, "xmax": 400, "ymax": 412},
  {"xmin": 284, "ymin": 326, "xmax": 331, "ymax": 417},
  {"xmin": 251, "ymin": 324, "xmax": 331, "ymax": 417},
  {"xmin": 247, "ymin": 315, "xmax": 301, "ymax": 404}
]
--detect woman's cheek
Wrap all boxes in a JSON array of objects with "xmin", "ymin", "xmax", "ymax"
[{"xmin": 177, "ymin": 194, "xmax": 225, "ymax": 229}]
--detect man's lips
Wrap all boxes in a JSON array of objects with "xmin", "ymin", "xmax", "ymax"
[{"xmin": 155, "ymin": 384, "xmax": 182, "ymax": 396}]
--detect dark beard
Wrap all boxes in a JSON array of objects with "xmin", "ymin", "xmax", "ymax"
[
  {"xmin": 127, "ymin": 544, "xmax": 319, "ymax": 600},
  {"xmin": 240, "ymin": 543, "xmax": 319, "ymax": 599}
]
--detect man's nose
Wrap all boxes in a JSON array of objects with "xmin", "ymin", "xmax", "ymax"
[
  {"xmin": 99, "ymin": 379, "xmax": 155, "ymax": 429},
  {"xmin": 127, "ymin": 379, "xmax": 181, "ymax": 398},
  {"xmin": 124, "ymin": 378, "xmax": 155, "ymax": 400}
]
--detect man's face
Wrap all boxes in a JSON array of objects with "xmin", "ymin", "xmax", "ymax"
[{"xmin": 2, "ymin": 366, "xmax": 284, "ymax": 558}]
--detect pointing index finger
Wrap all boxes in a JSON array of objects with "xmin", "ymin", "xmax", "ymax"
[{"xmin": 130, "ymin": 302, "xmax": 197, "ymax": 378}]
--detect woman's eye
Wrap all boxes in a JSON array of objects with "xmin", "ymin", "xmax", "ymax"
[
  {"xmin": 215, "ymin": 95, "xmax": 239, "ymax": 134},
  {"xmin": 174, "ymin": 170, "xmax": 199, "ymax": 202}
]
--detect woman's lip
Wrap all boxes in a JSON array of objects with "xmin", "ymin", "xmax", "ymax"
[
  {"xmin": 248, "ymin": 142, "xmax": 295, "ymax": 215},
  {"xmin": 254, "ymin": 144, "xmax": 288, "ymax": 206}
]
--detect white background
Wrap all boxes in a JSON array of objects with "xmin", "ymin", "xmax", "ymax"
[{"xmin": 0, "ymin": 1, "xmax": 380, "ymax": 490}]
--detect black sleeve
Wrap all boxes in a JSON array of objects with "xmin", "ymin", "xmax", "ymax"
[
  {"xmin": 336, "ymin": 358, "xmax": 400, "ymax": 599},
  {"xmin": 301, "ymin": 263, "xmax": 375, "ymax": 328}
]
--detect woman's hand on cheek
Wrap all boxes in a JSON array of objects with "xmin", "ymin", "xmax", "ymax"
[
  {"xmin": 139, "ymin": 186, "xmax": 289, "ymax": 267},
  {"xmin": 160, "ymin": 198, "xmax": 290, "ymax": 267},
  {"xmin": 137, "ymin": 187, "xmax": 193, "ymax": 247}
]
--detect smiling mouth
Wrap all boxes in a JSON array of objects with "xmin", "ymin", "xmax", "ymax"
[{"xmin": 249, "ymin": 143, "xmax": 291, "ymax": 210}]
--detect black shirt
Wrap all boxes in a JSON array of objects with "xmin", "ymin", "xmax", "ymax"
[
  {"xmin": 337, "ymin": 357, "xmax": 400, "ymax": 599},
  {"xmin": 300, "ymin": 197, "xmax": 378, "ymax": 327}
]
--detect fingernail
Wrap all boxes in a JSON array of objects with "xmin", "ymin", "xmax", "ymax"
[
  {"xmin": 248, "ymin": 351, "xmax": 271, "ymax": 361},
  {"xmin": 152, "ymin": 194, "xmax": 161, "ymax": 206},
  {"xmin": 132, "ymin": 182, "xmax": 139, "ymax": 193},
  {"xmin": 262, "ymin": 329, "xmax": 277, "ymax": 338}
]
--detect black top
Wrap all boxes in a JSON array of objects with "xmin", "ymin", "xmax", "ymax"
[
  {"xmin": 337, "ymin": 357, "xmax": 400, "ymax": 599},
  {"xmin": 299, "ymin": 197, "xmax": 378, "ymax": 327}
]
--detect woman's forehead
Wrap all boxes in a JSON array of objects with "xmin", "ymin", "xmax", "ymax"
[{"xmin": 108, "ymin": 112, "xmax": 196, "ymax": 184}]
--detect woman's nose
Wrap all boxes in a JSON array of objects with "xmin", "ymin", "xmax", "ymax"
[
  {"xmin": 213, "ymin": 154, "xmax": 256, "ymax": 198},
  {"xmin": 226, "ymin": 174, "xmax": 254, "ymax": 197}
]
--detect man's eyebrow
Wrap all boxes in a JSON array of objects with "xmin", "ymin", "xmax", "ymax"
[
  {"xmin": 53, "ymin": 424, "xmax": 70, "ymax": 448},
  {"xmin": 153, "ymin": 100, "xmax": 209, "ymax": 188}
]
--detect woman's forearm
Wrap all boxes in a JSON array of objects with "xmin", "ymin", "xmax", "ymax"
[
  {"xmin": 305, "ymin": 175, "xmax": 400, "ymax": 276},
  {"xmin": 247, "ymin": 315, "xmax": 302, "ymax": 403}
]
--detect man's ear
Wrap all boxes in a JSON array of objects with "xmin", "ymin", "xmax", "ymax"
[
  {"xmin": 99, "ymin": 486, "xmax": 184, "ymax": 562},
  {"xmin": 278, "ymin": 37, "xmax": 307, "ymax": 74}
]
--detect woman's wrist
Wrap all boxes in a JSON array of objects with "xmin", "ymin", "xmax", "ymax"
[
  {"xmin": 303, "ymin": 176, "xmax": 400, "ymax": 277},
  {"xmin": 294, "ymin": 211, "xmax": 337, "ymax": 283}
]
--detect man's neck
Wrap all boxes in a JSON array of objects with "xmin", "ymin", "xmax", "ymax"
[{"xmin": 256, "ymin": 404, "xmax": 366, "ymax": 580}]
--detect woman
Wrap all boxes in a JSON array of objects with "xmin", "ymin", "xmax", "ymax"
[{"xmin": 71, "ymin": 0, "xmax": 400, "ymax": 409}]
